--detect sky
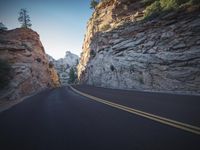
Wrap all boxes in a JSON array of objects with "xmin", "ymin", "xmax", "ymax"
[{"xmin": 0, "ymin": 0, "xmax": 93, "ymax": 59}]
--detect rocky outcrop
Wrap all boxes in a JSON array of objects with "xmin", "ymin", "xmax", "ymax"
[
  {"xmin": 47, "ymin": 51, "xmax": 79, "ymax": 85},
  {"xmin": 0, "ymin": 28, "xmax": 60, "ymax": 102},
  {"xmin": 78, "ymin": 0, "xmax": 200, "ymax": 94}
]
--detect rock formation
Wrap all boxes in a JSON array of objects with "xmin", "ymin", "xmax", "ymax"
[
  {"xmin": 47, "ymin": 51, "xmax": 79, "ymax": 85},
  {"xmin": 78, "ymin": 0, "xmax": 200, "ymax": 94},
  {"xmin": 0, "ymin": 28, "xmax": 60, "ymax": 102}
]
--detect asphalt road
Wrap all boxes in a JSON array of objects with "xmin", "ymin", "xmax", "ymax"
[
  {"xmin": 74, "ymin": 85, "xmax": 200, "ymax": 127},
  {"xmin": 0, "ymin": 86, "xmax": 200, "ymax": 150}
]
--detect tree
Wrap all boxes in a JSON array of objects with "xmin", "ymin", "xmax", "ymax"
[
  {"xmin": 18, "ymin": 8, "xmax": 32, "ymax": 28},
  {"xmin": 90, "ymin": 0, "xmax": 99, "ymax": 9},
  {"xmin": 0, "ymin": 22, "xmax": 7, "ymax": 31},
  {"xmin": 68, "ymin": 67, "xmax": 76, "ymax": 84}
]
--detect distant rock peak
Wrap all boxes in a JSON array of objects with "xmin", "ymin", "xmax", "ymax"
[{"xmin": 47, "ymin": 51, "xmax": 79, "ymax": 86}]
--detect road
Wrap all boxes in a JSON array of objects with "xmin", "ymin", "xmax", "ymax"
[{"xmin": 0, "ymin": 86, "xmax": 199, "ymax": 150}]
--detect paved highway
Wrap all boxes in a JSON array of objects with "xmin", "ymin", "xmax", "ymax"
[{"xmin": 0, "ymin": 86, "xmax": 199, "ymax": 150}]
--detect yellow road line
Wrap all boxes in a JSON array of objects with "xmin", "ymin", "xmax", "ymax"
[{"xmin": 69, "ymin": 86, "xmax": 200, "ymax": 135}]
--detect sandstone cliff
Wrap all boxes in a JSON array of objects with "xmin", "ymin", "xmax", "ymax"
[
  {"xmin": 78, "ymin": 0, "xmax": 200, "ymax": 94},
  {"xmin": 0, "ymin": 28, "xmax": 60, "ymax": 102}
]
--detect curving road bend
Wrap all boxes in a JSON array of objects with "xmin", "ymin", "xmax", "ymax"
[{"xmin": 0, "ymin": 86, "xmax": 199, "ymax": 150}]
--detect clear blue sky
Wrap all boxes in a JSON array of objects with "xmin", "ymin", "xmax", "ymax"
[{"xmin": 0, "ymin": 0, "xmax": 93, "ymax": 59}]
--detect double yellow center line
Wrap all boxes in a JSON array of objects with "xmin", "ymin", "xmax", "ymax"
[{"xmin": 70, "ymin": 86, "xmax": 200, "ymax": 135}]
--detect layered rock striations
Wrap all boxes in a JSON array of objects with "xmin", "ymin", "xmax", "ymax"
[
  {"xmin": 47, "ymin": 51, "xmax": 79, "ymax": 85},
  {"xmin": 0, "ymin": 28, "xmax": 60, "ymax": 102},
  {"xmin": 78, "ymin": 0, "xmax": 200, "ymax": 93}
]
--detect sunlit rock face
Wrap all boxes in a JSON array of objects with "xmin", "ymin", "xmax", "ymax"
[
  {"xmin": 47, "ymin": 51, "xmax": 79, "ymax": 86},
  {"xmin": 0, "ymin": 28, "xmax": 60, "ymax": 101},
  {"xmin": 78, "ymin": 0, "xmax": 200, "ymax": 94}
]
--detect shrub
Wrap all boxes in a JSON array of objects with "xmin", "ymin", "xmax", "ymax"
[
  {"xmin": 110, "ymin": 65, "xmax": 115, "ymax": 71},
  {"xmin": 100, "ymin": 24, "xmax": 111, "ymax": 31},
  {"xmin": 49, "ymin": 61, "xmax": 54, "ymax": 68},
  {"xmin": 90, "ymin": 0, "xmax": 99, "ymax": 9},
  {"xmin": 160, "ymin": 0, "xmax": 190, "ymax": 10},
  {"xmin": 90, "ymin": 50, "xmax": 96, "ymax": 58},
  {"xmin": 144, "ymin": 0, "xmax": 195, "ymax": 19},
  {"xmin": 0, "ymin": 59, "xmax": 11, "ymax": 89},
  {"xmin": 159, "ymin": 0, "xmax": 189, "ymax": 10},
  {"xmin": 144, "ymin": 1, "xmax": 161, "ymax": 18},
  {"xmin": 160, "ymin": 0, "xmax": 177, "ymax": 10}
]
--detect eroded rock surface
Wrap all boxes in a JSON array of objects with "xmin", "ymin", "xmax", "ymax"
[
  {"xmin": 0, "ymin": 28, "xmax": 60, "ymax": 102},
  {"xmin": 78, "ymin": 0, "xmax": 200, "ymax": 94}
]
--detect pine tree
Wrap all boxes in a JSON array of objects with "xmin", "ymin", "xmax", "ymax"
[
  {"xmin": 68, "ymin": 68, "xmax": 76, "ymax": 84},
  {"xmin": 18, "ymin": 8, "xmax": 32, "ymax": 28}
]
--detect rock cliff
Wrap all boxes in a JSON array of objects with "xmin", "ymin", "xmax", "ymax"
[
  {"xmin": 0, "ymin": 28, "xmax": 60, "ymax": 102},
  {"xmin": 77, "ymin": 0, "xmax": 200, "ymax": 94},
  {"xmin": 47, "ymin": 51, "xmax": 79, "ymax": 85}
]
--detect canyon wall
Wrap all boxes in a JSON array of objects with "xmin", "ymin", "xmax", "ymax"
[
  {"xmin": 77, "ymin": 0, "xmax": 200, "ymax": 93},
  {"xmin": 0, "ymin": 28, "xmax": 60, "ymax": 102}
]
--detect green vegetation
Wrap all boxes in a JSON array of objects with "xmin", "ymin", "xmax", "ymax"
[
  {"xmin": 0, "ymin": 22, "xmax": 7, "ymax": 31},
  {"xmin": 100, "ymin": 24, "xmax": 111, "ymax": 31},
  {"xmin": 90, "ymin": 0, "xmax": 99, "ymax": 9},
  {"xmin": 68, "ymin": 68, "xmax": 77, "ymax": 84},
  {"xmin": 110, "ymin": 65, "xmax": 115, "ymax": 71},
  {"xmin": 144, "ymin": 1, "xmax": 161, "ymax": 19},
  {"xmin": 0, "ymin": 59, "xmax": 11, "ymax": 89},
  {"xmin": 49, "ymin": 61, "xmax": 54, "ymax": 68},
  {"xmin": 90, "ymin": 50, "xmax": 96, "ymax": 58},
  {"xmin": 144, "ymin": 0, "xmax": 200, "ymax": 19},
  {"xmin": 90, "ymin": 0, "xmax": 112, "ymax": 9},
  {"xmin": 18, "ymin": 8, "xmax": 32, "ymax": 28}
]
